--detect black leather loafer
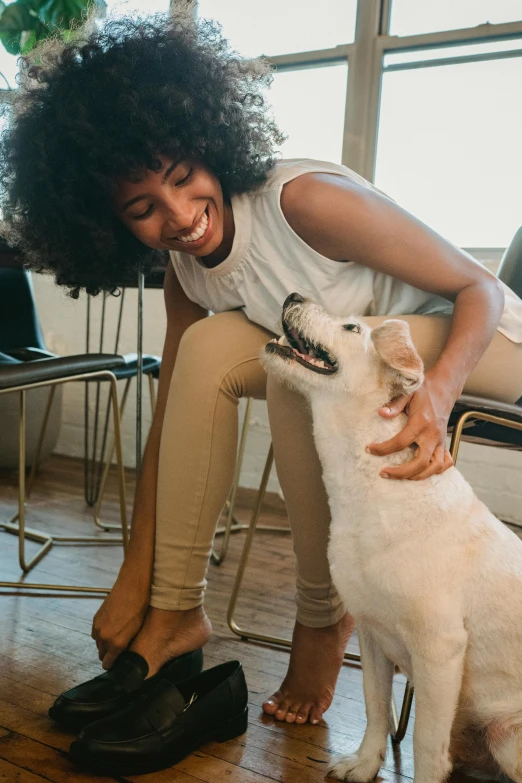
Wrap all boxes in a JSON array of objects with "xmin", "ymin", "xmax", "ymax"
[
  {"xmin": 49, "ymin": 649, "xmax": 203, "ymax": 731},
  {"xmin": 69, "ymin": 660, "xmax": 248, "ymax": 776}
]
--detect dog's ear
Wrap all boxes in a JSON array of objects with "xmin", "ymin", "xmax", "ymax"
[{"xmin": 371, "ymin": 320, "xmax": 424, "ymax": 393}]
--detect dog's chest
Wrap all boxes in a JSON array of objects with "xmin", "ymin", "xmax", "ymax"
[{"xmin": 328, "ymin": 536, "xmax": 414, "ymax": 676}]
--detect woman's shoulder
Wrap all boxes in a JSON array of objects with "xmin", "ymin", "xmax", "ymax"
[{"xmin": 258, "ymin": 157, "xmax": 371, "ymax": 192}]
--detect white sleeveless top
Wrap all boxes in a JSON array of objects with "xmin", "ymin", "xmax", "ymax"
[{"xmin": 170, "ymin": 159, "xmax": 522, "ymax": 343}]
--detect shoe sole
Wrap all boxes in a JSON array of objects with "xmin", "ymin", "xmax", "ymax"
[{"xmin": 69, "ymin": 707, "xmax": 249, "ymax": 776}]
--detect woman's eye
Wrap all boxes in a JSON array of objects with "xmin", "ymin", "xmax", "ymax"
[
  {"xmin": 133, "ymin": 204, "xmax": 154, "ymax": 221},
  {"xmin": 175, "ymin": 167, "xmax": 193, "ymax": 187}
]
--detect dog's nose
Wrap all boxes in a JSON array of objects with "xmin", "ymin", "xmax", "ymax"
[{"xmin": 283, "ymin": 293, "xmax": 305, "ymax": 310}]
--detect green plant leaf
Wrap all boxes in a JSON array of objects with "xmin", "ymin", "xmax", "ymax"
[
  {"xmin": 0, "ymin": 1, "xmax": 39, "ymax": 54},
  {"xmin": 0, "ymin": 0, "xmax": 107, "ymax": 56},
  {"xmin": 20, "ymin": 27, "xmax": 37, "ymax": 53},
  {"xmin": 38, "ymin": 0, "xmax": 93, "ymax": 28},
  {"xmin": 0, "ymin": 2, "xmax": 38, "ymax": 31}
]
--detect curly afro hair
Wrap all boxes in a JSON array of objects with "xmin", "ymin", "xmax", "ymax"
[{"xmin": 0, "ymin": 10, "xmax": 284, "ymax": 297}]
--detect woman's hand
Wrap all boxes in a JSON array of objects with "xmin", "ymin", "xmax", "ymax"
[
  {"xmin": 367, "ymin": 373, "xmax": 456, "ymax": 480},
  {"xmin": 91, "ymin": 569, "xmax": 150, "ymax": 670}
]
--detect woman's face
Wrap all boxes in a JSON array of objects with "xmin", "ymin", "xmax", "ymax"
[{"xmin": 113, "ymin": 158, "xmax": 232, "ymax": 259}]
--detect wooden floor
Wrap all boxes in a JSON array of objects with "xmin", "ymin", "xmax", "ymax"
[{"xmin": 0, "ymin": 455, "xmax": 499, "ymax": 783}]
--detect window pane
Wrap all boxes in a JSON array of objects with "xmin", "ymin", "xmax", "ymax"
[
  {"xmin": 269, "ymin": 64, "xmax": 347, "ymax": 162},
  {"xmin": 0, "ymin": 48, "xmax": 18, "ymax": 91},
  {"xmin": 374, "ymin": 56, "xmax": 522, "ymax": 248},
  {"xmin": 390, "ymin": 0, "xmax": 522, "ymax": 37},
  {"xmin": 197, "ymin": 0, "xmax": 356, "ymax": 57}
]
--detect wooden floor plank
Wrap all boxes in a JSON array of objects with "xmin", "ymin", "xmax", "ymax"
[{"xmin": 0, "ymin": 732, "xmax": 121, "ymax": 783}]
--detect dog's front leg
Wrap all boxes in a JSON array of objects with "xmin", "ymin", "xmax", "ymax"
[
  {"xmin": 328, "ymin": 628, "xmax": 394, "ymax": 782},
  {"xmin": 411, "ymin": 635, "xmax": 467, "ymax": 783}
]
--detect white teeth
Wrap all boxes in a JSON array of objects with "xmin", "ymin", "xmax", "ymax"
[{"xmin": 178, "ymin": 210, "xmax": 208, "ymax": 243}]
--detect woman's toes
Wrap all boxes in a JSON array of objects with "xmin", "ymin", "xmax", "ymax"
[
  {"xmin": 275, "ymin": 700, "xmax": 291, "ymax": 721},
  {"xmin": 285, "ymin": 710, "xmax": 297, "ymax": 724},
  {"xmin": 310, "ymin": 705, "xmax": 324, "ymax": 725},
  {"xmin": 296, "ymin": 703, "xmax": 313, "ymax": 723},
  {"xmin": 262, "ymin": 695, "xmax": 280, "ymax": 716}
]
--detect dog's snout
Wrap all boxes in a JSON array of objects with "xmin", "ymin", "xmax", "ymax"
[{"xmin": 283, "ymin": 293, "xmax": 305, "ymax": 310}]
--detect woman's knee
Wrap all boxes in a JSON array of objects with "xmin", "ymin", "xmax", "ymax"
[{"xmin": 175, "ymin": 311, "xmax": 271, "ymax": 399}]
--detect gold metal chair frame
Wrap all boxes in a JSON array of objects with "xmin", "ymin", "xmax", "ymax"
[
  {"xmin": 226, "ymin": 406, "xmax": 522, "ymax": 742},
  {"xmin": 0, "ymin": 369, "xmax": 128, "ymax": 596},
  {"xmin": 211, "ymin": 398, "xmax": 291, "ymax": 566},
  {"xmin": 93, "ymin": 373, "xmax": 156, "ymax": 533}
]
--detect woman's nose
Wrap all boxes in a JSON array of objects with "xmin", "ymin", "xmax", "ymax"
[{"xmin": 164, "ymin": 202, "xmax": 197, "ymax": 237}]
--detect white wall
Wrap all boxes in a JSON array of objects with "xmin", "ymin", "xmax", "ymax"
[{"xmin": 32, "ymin": 272, "xmax": 522, "ymax": 525}]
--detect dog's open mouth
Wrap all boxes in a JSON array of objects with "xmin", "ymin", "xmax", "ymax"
[{"xmin": 266, "ymin": 322, "xmax": 337, "ymax": 375}]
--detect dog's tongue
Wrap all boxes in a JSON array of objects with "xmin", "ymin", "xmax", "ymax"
[{"xmin": 290, "ymin": 328, "xmax": 309, "ymax": 355}]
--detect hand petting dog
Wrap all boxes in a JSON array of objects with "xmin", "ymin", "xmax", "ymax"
[{"xmin": 368, "ymin": 372, "xmax": 454, "ymax": 481}]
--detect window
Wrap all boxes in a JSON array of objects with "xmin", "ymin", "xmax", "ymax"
[
  {"xmin": 374, "ymin": 43, "xmax": 522, "ymax": 247},
  {"xmin": 390, "ymin": 0, "xmax": 522, "ymax": 37},
  {"xmin": 0, "ymin": 48, "xmax": 18, "ymax": 91},
  {"xmin": 269, "ymin": 63, "xmax": 348, "ymax": 162},
  {"xmin": 196, "ymin": 0, "xmax": 356, "ymax": 57}
]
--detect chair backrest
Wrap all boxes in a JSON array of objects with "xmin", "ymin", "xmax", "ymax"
[
  {"xmin": 497, "ymin": 226, "xmax": 522, "ymax": 299},
  {"xmin": 0, "ymin": 268, "xmax": 46, "ymax": 351}
]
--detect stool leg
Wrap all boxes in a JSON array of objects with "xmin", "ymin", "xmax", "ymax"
[
  {"xmin": 26, "ymin": 386, "xmax": 56, "ymax": 499},
  {"xmin": 108, "ymin": 374, "xmax": 128, "ymax": 551},
  {"xmin": 212, "ymin": 398, "xmax": 253, "ymax": 565},
  {"xmin": 148, "ymin": 373, "xmax": 156, "ymax": 416},
  {"xmin": 17, "ymin": 389, "xmax": 53, "ymax": 572},
  {"xmin": 93, "ymin": 377, "xmax": 132, "ymax": 532}
]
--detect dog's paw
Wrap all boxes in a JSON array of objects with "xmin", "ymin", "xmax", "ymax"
[{"xmin": 327, "ymin": 753, "xmax": 382, "ymax": 782}]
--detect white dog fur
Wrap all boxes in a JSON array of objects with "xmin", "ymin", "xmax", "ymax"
[{"xmin": 262, "ymin": 295, "xmax": 522, "ymax": 783}]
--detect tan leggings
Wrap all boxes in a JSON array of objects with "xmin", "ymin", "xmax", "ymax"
[{"xmin": 150, "ymin": 311, "xmax": 522, "ymax": 626}]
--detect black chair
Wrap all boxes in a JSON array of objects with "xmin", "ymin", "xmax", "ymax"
[{"xmin": 0, "ymin": 270, "xmax": 160, "ymax": 532}]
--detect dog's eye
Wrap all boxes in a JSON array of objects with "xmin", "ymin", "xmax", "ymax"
[{"xmin": 343, "ymin": 323, "xmax": 361, "ymax": 334}]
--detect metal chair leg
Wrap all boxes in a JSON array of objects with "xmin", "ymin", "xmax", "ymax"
[
  {"xmin": 94, "ymin": 372, "xmax": 157, "ymax": 531},
  {"xmin": 148, "ymin": 372, "xmax": 157, "ymax": 415},
  {"xmin": 93, "ymin": 377, "xmax": 132, "ymax": 531},
  {"xmin": 212, "ymin": 398, "xmax": 253, "ymax": 565},
  {"xmin": 212, "ymin": 399, "xmax": 290, "ymax": 565},
  {"xmin": 0, "ymin": 370, "xmax": 128, "ymax": 595},
  {"xmin": 26, "ymin": 385, "xmax": 57, "ymax": 498},
  {"xmin": 226, "ymin": 443, "xmax": 414, "ymax": 741}
]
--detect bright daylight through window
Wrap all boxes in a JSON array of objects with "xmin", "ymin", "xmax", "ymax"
[{"xmin": 199, "ymin": 0, "xmax": 522, "ymax": 253}]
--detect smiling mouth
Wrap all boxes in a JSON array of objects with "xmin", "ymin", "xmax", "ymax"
[
  {"xmin": 266, "ymin": 319, "xmax": 337, "ymax": 375},
  {"xmin": 171, "ymin": 207, "xmax": 210, "ymax": 245}
]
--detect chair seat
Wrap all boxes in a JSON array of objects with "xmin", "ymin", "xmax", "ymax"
[
  {"xmin": 112, "ymin": 353, "xmax": 161, "ymax": 380},
  {"xmin": 4, "ymin": 346, "xmax": 57, "ymax": 362},
  {"xmin": 0, "ymin": 354, "xmax": 126, "ymax": 389},
  {"xmin": 449, "ymin": 394, "xmax": 522, "ymax": 449}
]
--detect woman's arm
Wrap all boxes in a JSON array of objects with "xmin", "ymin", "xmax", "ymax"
[
  {"xmin": 280, "ymin": 173, "xmax": 505, "ymax": 480},
  {"xmin": 92, "ymin": 263, "xmax": 207, "ymax": 667}
]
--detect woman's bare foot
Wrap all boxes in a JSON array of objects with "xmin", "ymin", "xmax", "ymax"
[
  {"xmin": 262, "ymin": 612, "xmax": 355, "ymax": 725},
  {"xmin": 129, "ymin": 605, "xmax": 212, "ymax": 677}
]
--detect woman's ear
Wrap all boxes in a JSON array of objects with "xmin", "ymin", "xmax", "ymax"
[{"xmin": 371, "ymin": 320, "xmax": 424, "ymax": 393}]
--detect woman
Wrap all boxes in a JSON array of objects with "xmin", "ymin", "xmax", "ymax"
[{"xmin": 2, "ymin": 11, "xmax": 522, "ymax": 730}]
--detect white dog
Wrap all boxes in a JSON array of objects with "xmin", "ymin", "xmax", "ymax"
[{"xmin": 262, "ymin": 293, "xmax": 522, "ymax": 783}]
